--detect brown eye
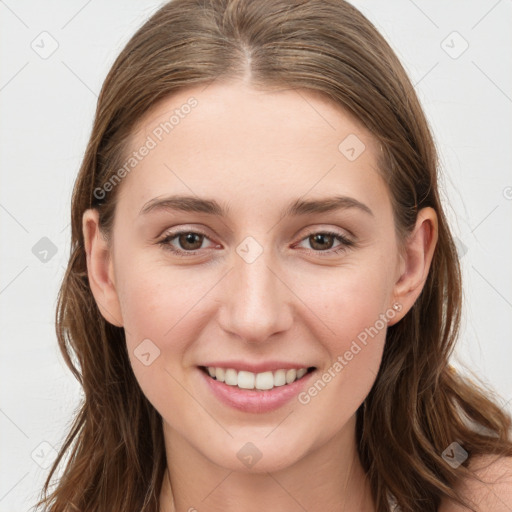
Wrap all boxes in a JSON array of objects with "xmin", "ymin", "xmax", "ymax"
[
  {"xmin": 308, "ymin": 233, "xmax": 336, "ymax": 251},
  {"xmin": 158, "ymin": 230, "xmax": 214, "ymax": 256},
  {"xmin": 295, "ymin": 230, "xmax": 354, "ymax": 256},
  {"xmin": 177, "ymin": 232, "xmax": 204, "ymax": 251}
]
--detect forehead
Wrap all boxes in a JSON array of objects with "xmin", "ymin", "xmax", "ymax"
[
  {"xmin": 131, "ymin": 79, "xmax": 375, "ymax": 153},
  {"xmin": 116, "ymin": 80, "xmax": 388, "ymax": 219}
]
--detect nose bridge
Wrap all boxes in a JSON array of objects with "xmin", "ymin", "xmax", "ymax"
[{"xmin": 218, "ymin": 238, "xmax": 292, "ymax": 343}]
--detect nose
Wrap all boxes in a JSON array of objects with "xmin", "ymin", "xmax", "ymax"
[{"xmin": 217, "ymin": 245, "xmax": 294, "ymax": 344}]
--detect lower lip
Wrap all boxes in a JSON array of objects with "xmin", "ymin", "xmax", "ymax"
[{"xmin": 198, "ymin": 367, "xmax": 316, "ymax": 413}]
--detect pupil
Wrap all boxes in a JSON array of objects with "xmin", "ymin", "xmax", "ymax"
[
  {"xmin": 311, "ymin": 233, "xmax": 333, "ymax": 250},
  {"xmin": 180, "ymin": 233, "xmax": 202, "ymax": 250}
]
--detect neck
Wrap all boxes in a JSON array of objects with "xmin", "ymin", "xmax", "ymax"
[{"xmin": 159, "ymin": 415, "xmax": 375, "ymax": 512}]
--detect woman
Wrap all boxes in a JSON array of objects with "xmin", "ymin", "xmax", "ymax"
[{"xmin": 35, "ymin": 0, "xmax": 512, "ymax": 511}]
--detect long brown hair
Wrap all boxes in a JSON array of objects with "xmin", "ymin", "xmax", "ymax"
[{"xmin": 35, "ymin": 1, "xmax": 512, "ymax": 511}]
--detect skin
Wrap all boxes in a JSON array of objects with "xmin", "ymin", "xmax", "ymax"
[
  {"xmin": 438, "ymin": 455, "xmax": 512, "ymax": 511},
  {"xmin": 83, "ymin": 79, "xmax": 438, "ymax": 512}
]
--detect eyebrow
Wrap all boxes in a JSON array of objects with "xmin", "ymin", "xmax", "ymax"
[{"xmin": 139, "ymin": 194, "xmax": 374, "ymax": 218}]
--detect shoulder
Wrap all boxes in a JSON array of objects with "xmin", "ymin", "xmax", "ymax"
[{"xmin": 438, "ymin": 454, "xmax": 512, "ymax": 511}]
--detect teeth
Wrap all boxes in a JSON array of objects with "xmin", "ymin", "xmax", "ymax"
[
  {"xmin": 225, "ymin": 368, "xmax": 238, "ymax": 386},
  {"xmin": 255, "ymin": 371, "xmax": 274, "ymax": 390},
  {"xmin": 296, "ymin": 368, "xmax": 307, "ymax": 379},
  {"xmin": 273, "ymin": 369, "xmax": 286, "ymax": 387},
  {"xmin": 206, "ymin": 366, "xmax": 311, "ymax": 390},
  {"xmin": 238, "ymin": 371, "xmax": 255, "ymax": 389},
  {"xmin": 285, "ymin": 369, "xmax": 296, "ymax": 384}
]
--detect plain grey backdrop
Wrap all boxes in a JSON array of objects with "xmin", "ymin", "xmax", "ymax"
[{"xmin": 1, "ymin": 1, "xmax": 511, "ymax": 510}]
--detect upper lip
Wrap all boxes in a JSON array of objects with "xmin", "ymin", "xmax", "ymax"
[{"xmin": 199, "ymin": 360, "xmax": 316, "ymax": 373}]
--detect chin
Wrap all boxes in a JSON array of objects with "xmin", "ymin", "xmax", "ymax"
[{"xmin": 201, "ymin": 435, "xmax": 311, "ymax": 474}]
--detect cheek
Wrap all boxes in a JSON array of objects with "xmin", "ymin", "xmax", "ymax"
[
  {"xmin": 294, "ymin": 255, "xmax": 394, "ymax": 338},
  {"xmin": 114, "ymin": 244, "xmax": 208, "ymax": 339},
  {"xmin": 117, "ymin": 266, "xmax": 202, "ymax": 413},
  {"xmin": 292, "ymin": 261, "xmax": 392, "ymax": 410},
  {"xmin": 296, "ymin": 300, "xmax": 388, "ymax": 433},
  {"xmin": 114, "ymin": 254, "xmax": 217, "ymax": 378}
]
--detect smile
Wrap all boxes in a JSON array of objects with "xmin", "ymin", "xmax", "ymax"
[
  {"xmin": 200, "ymin": 366, "xmax": 315, "ymax": 391},
  {"xmin": 198, "ymin": 365, "xmax": 317, "ymax": 413}
]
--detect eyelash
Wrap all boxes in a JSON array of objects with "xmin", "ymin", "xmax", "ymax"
[{"xmin": 157, "ymin": 229, "xmax": 354, "ymax": 258}]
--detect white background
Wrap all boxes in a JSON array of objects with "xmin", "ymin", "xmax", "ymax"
[{"xmin": 1, "ymin": 1, "xmax": 511, "ymax": 510}]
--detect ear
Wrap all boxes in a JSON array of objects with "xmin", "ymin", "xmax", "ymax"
[
  {"xmin": 388, "ymin": 207, "xmax": 438, "ymax": 326},
  {"xmin": 82, "ymin": 209, "xmax": 123, "ymax": 327}
]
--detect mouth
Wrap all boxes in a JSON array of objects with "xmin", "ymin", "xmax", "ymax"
[{"xmin": 199, "ymin": 365, "xmax": 316, "ymax": 391}]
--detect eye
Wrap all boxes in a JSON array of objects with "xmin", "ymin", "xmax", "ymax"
[
  {"xmin": 157, "ymin": 230, "xmax": 218, "ymax": 256},
  {"xmin": 157, "ymin": 229, "xmax": 355, "ymax": 258},
  {"xmin": 295, "ymin": 230, "xmax": 354, "ymax": 255}
]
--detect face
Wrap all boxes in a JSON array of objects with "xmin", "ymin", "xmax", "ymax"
[{"xmin": 87, "ymin": 80, "xmax": 415, "ymax": 473}]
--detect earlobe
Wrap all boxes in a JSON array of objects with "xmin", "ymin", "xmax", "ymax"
[
  {"xmin": 389, "ymin": 207, "xmax": 438, "ymax": 325},
  {"xmin": 82, "ymin": 209, "xmax": 124, "ymax": 327}
]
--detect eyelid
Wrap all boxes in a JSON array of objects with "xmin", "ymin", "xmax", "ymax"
[
  {"xmin": 157, "ymin": 226, "xmax": 356, "ymax": 257},
  {"xmin": 157, "ymin": 227, "xmax": 218, "ymax": 252},
  {"xmin": 292, "ymin": 230, "xmax": 354, "ymax": 254},
  {"xmin": 295, "ymin": 224, "xmax": 353, "ymax": 241}
]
